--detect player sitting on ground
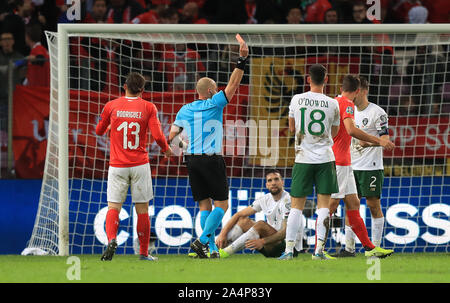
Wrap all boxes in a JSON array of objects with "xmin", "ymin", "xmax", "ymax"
[
  {"xmin": 327, "ymin": 74, "xmax": 394, "ymax": 259},
  {"xmin": 189, "ymin": 169, "xmax": 303, "ymax": 258},
  {"xmin": 96, "ymin": 72, "xmax": 173, "ymax": 261}
]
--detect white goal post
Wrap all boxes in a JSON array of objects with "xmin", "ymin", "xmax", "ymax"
[{"xmin": 26, "ymin": 23, "xmax": 450, "ymax": 256}]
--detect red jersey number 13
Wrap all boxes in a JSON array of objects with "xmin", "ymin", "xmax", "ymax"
[{"xmin": 117, "ymin": 121, "xmax": 140, "ymax": 150}]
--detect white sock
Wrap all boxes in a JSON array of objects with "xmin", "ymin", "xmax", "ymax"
[
  {"xmin": 314, "ymin": 208, "xmax": 329, "ymax": 255},
  {"xmin": 371, "ymin": 216, "xmax": 385, "ymax": 247},
  {"xmin": 294, "ymin": 214, "xmax": 304, "ymax": 252},
  {"xmin": 226, "ymin": 224, "xmax": 243, "ymax": 243},
  {"xmin": 224, "ymin": 227, "xmax": 259, "ymax": 255},
  {"xmin": 345, "ymin": 224, "xmax": 356, "ymax": 253},
  {"xmin": 285, "ymin": 208, "xmax": 303, "ymax": 253}
]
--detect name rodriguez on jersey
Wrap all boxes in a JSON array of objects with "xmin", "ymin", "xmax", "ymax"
[{"xmin": 116, "ymin": 111, "xmax": 143, "ymax": 119}]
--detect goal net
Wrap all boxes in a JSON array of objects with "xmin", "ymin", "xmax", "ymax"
[{"xmin": 24, "ymin": 24, "xmax": 450, "ymax": 256}]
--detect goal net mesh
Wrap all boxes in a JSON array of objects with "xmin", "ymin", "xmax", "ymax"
[{"xmin": 25, "ymin": 27, "xmax": 450, "ymax": 255}]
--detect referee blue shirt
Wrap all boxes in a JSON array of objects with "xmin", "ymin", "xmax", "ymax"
[{"xmin": 173, "ymin": 90, "xmax": 228, "ymax": 155}]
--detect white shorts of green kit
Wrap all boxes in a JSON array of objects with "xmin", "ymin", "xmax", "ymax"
[{"xmin": 330, "ymin": 165, "xmax": 357, "ymax": 200}]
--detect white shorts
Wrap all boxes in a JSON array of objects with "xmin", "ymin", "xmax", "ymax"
[
  {"xmin": 107, "ymin": 163, "xmax": 153, "ymax": 203},
  {"xmin": 331, "ymin": 165, "xmax": 357, "ymax": 199}
]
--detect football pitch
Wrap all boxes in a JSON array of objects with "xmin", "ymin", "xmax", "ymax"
[{"xmin": 1, "ymin": 253, "xmax": 449, "ymax": 283}]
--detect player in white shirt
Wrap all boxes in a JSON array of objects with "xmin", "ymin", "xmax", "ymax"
[
  {"xmin": 212, "ymin": 169, "xmax": 303, "ymax": 258},
  {"xmin": 335, "ymin": 76, "xmax": 389, "ymax": 256},
  {"xmin": 279, "ymin": 64, "xmax": 341, "ymax": 260}
]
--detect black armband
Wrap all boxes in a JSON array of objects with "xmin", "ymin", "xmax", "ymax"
[{"xmin": 236, "ymin": 56, "xmax": 248, "ymax": 70}]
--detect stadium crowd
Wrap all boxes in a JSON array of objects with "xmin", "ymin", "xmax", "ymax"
[{"xmin": 0, "ymin": 0, "xmax": 449, "ymax": 134}]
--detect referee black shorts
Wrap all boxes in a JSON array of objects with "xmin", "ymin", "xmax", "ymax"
[{"xmin": 185, "ymin": 154, "xmax": 229, "ymax": 202}]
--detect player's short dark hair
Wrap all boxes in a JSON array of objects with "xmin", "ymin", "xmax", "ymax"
[
  {"xmin": 125, "ymin": 72, "xmax": 146, "ymax": 94},
  {"xmin": 342, "ymin": 74, "xmax": 360, "ymax": 92},
  {"xmin": 359, "ymin": 76, "xmax": 369, "ymax": 90},
  {"xmin": 308, "ymin": 64, "xmax": 327, "ymax": 85},
  {"xmin": 265, "ymin": 169, "xmax": 282, "ymax": 178},
  {"xmin": 25, "ymin": 23, "xmax": 42, "ymax": 43}
]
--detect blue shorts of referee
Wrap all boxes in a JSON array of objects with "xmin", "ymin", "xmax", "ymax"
[{"xmin": 185, "ymin": 154, "xmax": 229, "ymax": 202}]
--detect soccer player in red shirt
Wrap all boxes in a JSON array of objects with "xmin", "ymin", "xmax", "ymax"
[
  {"xmin": 328, "ymin": 75, "xmax": 395, "ymax": 258},
  {"xmin": 96, "ymin": 72, "xmax": 173, "ymax": 261}
]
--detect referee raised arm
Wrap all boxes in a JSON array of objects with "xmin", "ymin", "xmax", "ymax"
[{"xmin": 168, "ymin": 34, "xmax": 249, "ymax": 258}]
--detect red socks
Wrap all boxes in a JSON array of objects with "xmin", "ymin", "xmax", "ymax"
[
  {"xmin": 105, "ymin": 208, "xmax": 119, "ymax": 242},
  {"xmin": 105, "ymin": 209, "xmax": 151, "ymax": 256},
  {"xmin": 346, "ymin": 210, "xmax": 375, "ymax": 250},
  {"xmin": 137, "ymin": 213, "xmax": 150, "ymax": 257}
]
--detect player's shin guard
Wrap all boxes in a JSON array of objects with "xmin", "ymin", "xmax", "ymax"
[
  {"xmin": 344, "ymin": 225, "xmax": 356, "ymax": 253},
  {"xmin": 225, "ymin": 227, "xmax": 259, "ymax": 255},
  {"xmin": 346, "ymin": 210, "xmax": 375, "ymax": 250},
  {"xmin": 285, "ymin": 208, "xmax": 303, "ymax": 253},
  {"xmin": 199, "ymin": 210, "xmax": 218, "ymax": 252},
  {"xmin": 199, "ymin": 207, "xmax": 225, "ymax": 245},
  {"xmin": 371, "ymin": 216, "xmax": 385, "ymax": 247},
  {"xmin": 314, "ymin": 208, "xmax": 329, "ymax": 255},
  {"xmin": 137, "ymin": 213, "xmax": 150, "ymax": 257},
  {"xmin": 105, "ymin": 208, "xmax": 120, "ymax": 242}
]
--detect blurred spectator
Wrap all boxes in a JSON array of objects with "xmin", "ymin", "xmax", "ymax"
[
  {"xmin": 0, "ymin": 31, "xmax": 25, "ymax": 132},
  {"xmin": 32, "ymin": 0, "xmax": 59, "ymax": 32},
  {"xmin": 323, "ymin": 7, "xmax": 338, "ymax": 24},
  {"xmin": 407, "ymin": 5, "xmax": 428, "ymax": 24},
  {"xmin": 422, "ymin": 0, "xmax": 450, "ymax": 23},
  {"xmin": 0, "ymin": 31, "xmax": 24, "ymax": 72},
  {"xmin": 158, "ymin": 6, "xmax": 179, "ymax": 23},
  {"xmin": 179, "ymin": 1, "xmax": 208, "ymax": 24},
  {"xmin": 351, "ymin": 1, "xmax": 371, "ymax": 24},
  {"xmin": 186, "ymin": 0, "xmax": 206, "ymax": 8},
  {"xmin": 131, "ymin": 0, "xmax": 175, "ymax": 24},
  {"xmin": 135, "ymin": 0, "xmax": 148, "ymax": 10},
  {"xmin": 2, "ymin": 0, "xmax": 35, "ymax": 56},
  {"xmin": 244, "ymin": 0, "xmax": 258, "ymax": 24},
  {"xmin": 69, "ymin": 36, "xmax": 120, "ymax": 92},
  {"xmin": 0, "ymin": 31, "xmax": 24, "ymax": 64},
  {"xmin": 217, "ymin": 44, "xmax": 239, "ymax": 85},
  {"xmin": 398, "ymin": 95, "xmax": 419, "ymax": 116},
  {"xmin": 106, "ymin": 0, "xmax": 145, "ymax": 23},
  {"xmin": 157, "ymin": 43, "xmax": 205, "ymax": 91},
  {"xmin": 131, "ymin": 8, "xmax": 159, "ymax": 24},
  {"xmin": 285, "ymin": 7, "xmax": 303, "ymax": 24},
  {"xmin": 392, "ymin": 0, "xmax": 421, "ymax": 23},
  {"xmin": 405, "ymin": 45, "xmax": 446, "ymax": 114},
  {"xmin": 23, "ymin": 23, "xmax": 49, "ymax": 87},
  {"xmin": 83, "ymin": 0, "xmax": 108, "ymax": 23},
  {"xmin": 304, "ymin": 0, "xmax": 331, "ymax": 23},
  {"xmin": 210, "ymin": 0, "xmax": 282, "ymax": 24}
]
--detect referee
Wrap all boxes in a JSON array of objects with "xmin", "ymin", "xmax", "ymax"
[{"xmin": 168, "ymin": 34, "xmax": 249, "ymax": 258}]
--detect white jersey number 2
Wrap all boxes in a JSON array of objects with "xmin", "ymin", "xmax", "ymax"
[{"xmin": 117, "ymin": 121, "xmax": 140, "ymax": 150}]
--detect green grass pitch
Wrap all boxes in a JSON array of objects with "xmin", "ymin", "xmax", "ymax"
[{"xmin": 1, "ymin": 253, "xmax": 449, "ymax": 283}]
